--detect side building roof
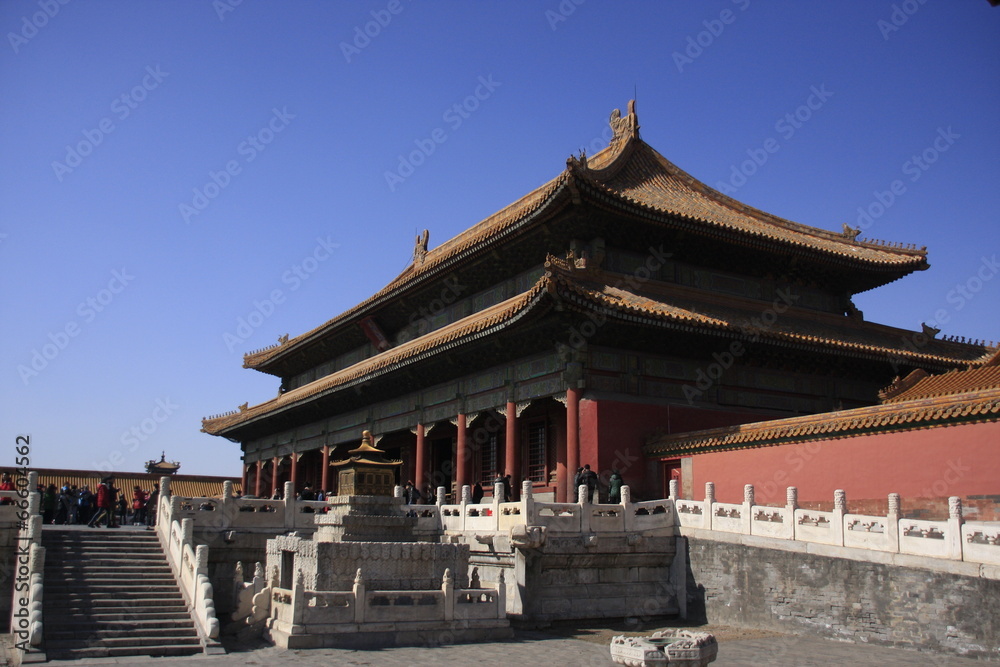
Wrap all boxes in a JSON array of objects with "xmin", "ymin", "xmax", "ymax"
[{"xmin": 644, "ymin": 350, "xmax": 1000, "ymax": 457}]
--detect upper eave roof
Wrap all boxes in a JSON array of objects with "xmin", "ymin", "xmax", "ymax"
[
  {"xmin": 242, "ymin": 102, "xmax": 928, "ymax": 373},
  {"xmin": 205, "ymin": 258, "xmax": 989, "ymax": 438}
]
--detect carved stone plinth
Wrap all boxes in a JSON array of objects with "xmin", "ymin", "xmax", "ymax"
[
  {"xmin": 610, "ymin": 630, "xmax": 718, "ymax": 667},
  {"xmin": 314, "ymin": 495, "xmax": 417, "ymax": 543}
]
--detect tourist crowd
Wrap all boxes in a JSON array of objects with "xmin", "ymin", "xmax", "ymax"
[{"xmin": 31, "ymin": 478, "xmax": 160, "ymax": 529}]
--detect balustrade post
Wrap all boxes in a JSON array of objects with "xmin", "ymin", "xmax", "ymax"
[
  {"xmin": 621, "ymin": 485, "xmax": 634, "ymax": 532},
  {"xmin": 742, "ymin": 484, "xmax": 754, "ymax": 534},
  {"xmin": 283, "ymin": 481, "xmax": 295, "ymax": 530},
  {"xmin": 887, "ymin": 493, "xmax": 901, "ymax": 553},
  {"xmin": 705, "ymin": 482, "xmax": 715, "ymax": 531},
  {"xmin": 783, "ymin": 486, "xmax": 798, "ymax": 540},
  {"xmin": 833, "ymin": 489, "xmax": 846, "ymax": 546},
  {"xmin": 947, "ymin": 496, "xmax": 964, "ymax": 560},
  {"xmin": 496, "ymin": 570, "xmax": 507, "ymax": 620},
  {"xmin": 195, "ymin": 544, "xmax": 209, "ymax": 575},
  {"xmin": 291, "ymin": 571, "xmax": 305, "ymax": 630},
  {"xmin": 669, "ymin": 478, "xmax": 679, "ymax": 500},
  {"xmin": 460, "ymin": 485, "xmax": 471, "ymax": 531},
  {"xmin": 521, "ymin": 480, "xmax": 534, "ymax": 524},
  {"xmin": 436, "ymin": 486, "xmax": 446, "ymax": 507},
  {"xmin": 786, "ymin": 486, "xmax": 798, "ymax": 511},
  {"xmin": 493, "ymin": 482, "xmax": 503, "ymax": 530},
  {"xmin": 442, "ymin": 568, "xmax": 455, "ymax": 622},
  {"xmin": 352, "ymin": 569, "xmax": 366, "ymax": 624}
]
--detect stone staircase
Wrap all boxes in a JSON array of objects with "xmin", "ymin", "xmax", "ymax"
[{"xmin": 41, "ymin": 527, "xmax": 206, "ymax": 660}]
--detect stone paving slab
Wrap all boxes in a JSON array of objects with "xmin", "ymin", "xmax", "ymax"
[{"xmin": 16, "ymin": 631, "xmax": 992, "ymax": 667}]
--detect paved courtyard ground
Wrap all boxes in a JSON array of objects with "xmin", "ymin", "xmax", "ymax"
[{"xmin": 13, "ymin": 626, "xmax": 990, "ymax": 666}]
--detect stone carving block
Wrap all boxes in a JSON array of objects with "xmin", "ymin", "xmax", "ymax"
[{"xmin": 610, "ymin": 630, "xmax": 718, "ymax": 667}]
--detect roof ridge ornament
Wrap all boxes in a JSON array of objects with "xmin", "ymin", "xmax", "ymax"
[
  {"xmin": 413, "ymin": 229, "xmax": 429, "ymax": 265},
  {"xmin": 609, "ymin": 99, "xmax": 640, "ymax": 150}
]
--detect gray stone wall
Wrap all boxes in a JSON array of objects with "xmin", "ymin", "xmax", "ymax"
[
  {"xmin": 482, "ymin": 535, "xmax": 681, "ymax": 623},
  {"xmin": 685, "ymin": 536, "xmax": 1000, "ymax": 659},
  {"xmin": 195, "ymin": 529, "xmax": 272, "ymax": 619}
]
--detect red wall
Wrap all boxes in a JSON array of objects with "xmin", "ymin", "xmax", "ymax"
[{"xmin": 686, "ymin": 421, "xmax": 1000, "ymax": 516}]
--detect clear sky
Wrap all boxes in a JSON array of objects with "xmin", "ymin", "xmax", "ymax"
[{"xmin": 2, "ymin": 1, "xmax": 998, "ymax": 477}]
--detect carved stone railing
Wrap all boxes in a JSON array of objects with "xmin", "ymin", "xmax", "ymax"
[
  {"xmin": 675, "ymin": 482, "xmax": 1000, "ymax": 572},
  {"xmin": 266, "ymin": 566, "xmax": 506, "ymax": 641},
  {"xmin": 8, "ymin": 472, "xmax": 43, "ymax": 658},
  {"xmin": 434, "ymin": 481, "xmax": 676, "ymax": 537},
  {"xmin": 156, "ymin": 479, "xmax": 347, "ymax": 535},
  {"xmin": 155, "ymin": 477, "xmax": 221, "ymax": 644}
]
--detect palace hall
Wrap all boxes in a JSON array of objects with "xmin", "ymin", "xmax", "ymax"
[{"xmin": 202, "ymin": 102, "xmax": 991, "ymax": 503}]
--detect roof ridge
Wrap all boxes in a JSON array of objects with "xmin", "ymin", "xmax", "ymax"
[
  {"xmin": 878, "ymin": 368, "xmax": 929, "ymax": 402},
  {"xmin": 577, "ymin": 138, "xmax": 927, "ymax": 260},
  {"xmin": 243, "ymin": 173, "xmax": 569, "ymax": 370}
]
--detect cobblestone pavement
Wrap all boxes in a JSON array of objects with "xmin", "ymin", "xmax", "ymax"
[{"xmin": 24, "ymin": 631, "xmax": 992, "ymax": 667}]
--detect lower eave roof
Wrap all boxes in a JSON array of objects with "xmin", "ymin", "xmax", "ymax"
[{"xmin": 203, "ymin": 260, "xmax": 989, "ymax": 439}]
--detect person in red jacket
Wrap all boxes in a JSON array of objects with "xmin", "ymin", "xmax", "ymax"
[
  {"xmin": 131, "ymin": 486, "xmax": 148, "ymax": 525},
  {"xmin": 88, "ymin": 477, "xmax": 118, "ymax": 528}
]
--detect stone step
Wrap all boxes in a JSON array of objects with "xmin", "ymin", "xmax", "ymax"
[
  {"xmin": 47, "ymin": 635, "xmax": 202, "ymax": 649},
  {"xmin": 47, "ymin": 624, "xmax": 199, "ymax": 640},
  {"xmin": 47, "ymin": 596, "xmax": 187, "ymax": 610},
  {"xmin": 45, "ymin": 587, "xmax": 185, "ymax": 599},
  {"xmin": 42, "ymin": 527, "xmax": 206, "ymax": 659},
  {"xmin": 50, "ymin": 608, "xmax": 193, "ymax": 623},
  {"xmin": 43, "ymin": 533, "xmax": 161, "ymax": 541},
  {"xmin": 46, "ymin": 562, "xmax": 171, "ymax": 570},
  {"xmin": 46, "ymin": 644, "xmax": 204, "ymax": 660},
  {"xmin": 52, "ymin": 589, "xmax": 184, "ymax": 607},
  {"xmin": 45, "ymin": 548, "xmax": 166, "ymax": 557},
  {"xmin": 46, "ymin": 639, "xmax": 204, "ymax": 660},
  {"xmin": 45, "ymin": 572, "xmax": 176, "ymax": 581},
  {"xmin": 47, "ymin": 617, "xmax": 197, "ymax": 632},
  {"xmin": 45, "ymin": 558, "xmax": 170, "ymax": 567},
  {"xmin": 45, "ymin": 546, "xmax": 164, "ymax": 555},
  {"xmin": 45, "ymin": 578, "xmax": 175, "ymax": 587}
]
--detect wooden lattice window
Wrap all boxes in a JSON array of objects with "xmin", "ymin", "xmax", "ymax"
[
  {"xmin": 478, "ymin": 432, "xmax": 498, "ymax": 485},
  {"xmin": 525, "ymin": 420, "xmax": 547, "ymax": 483}
]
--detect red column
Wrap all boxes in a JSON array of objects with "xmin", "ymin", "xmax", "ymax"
[
  {"xmin": 321, "ymin": 445, "xmax": 330, "ymax": 494},
  {"xmin": 240, "ymin": 463, "xmax": 248, "ymax": 496},
  {"xmin": 415, "ymin": 424, "xmax": 427, "ymax": 489},
  {"xmin": 271, "ymin": 456, "xmax": 279, "ymax": 497},
  {"xmin": 290, "ymin": 452, "xmax": 299, "ymax": 492},
  {"xmin": 254, "ymin": 460, "xmax": 263, "ymax": 497},
  {"xmin": 504, "ymin": 401, "xmax": 518, "ymax": 499},
  {"xmin": 455, "ymin": 414, "xmax": 467, "ymax": 494},
  {"xmin": 566, "ymin": 387, "xmax": 581, "ymax": 503}
]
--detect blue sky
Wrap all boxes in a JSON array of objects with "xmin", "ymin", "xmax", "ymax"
[{"xmin": 2, "ymin": 1, "xmax": 998, "ymax": 477}]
